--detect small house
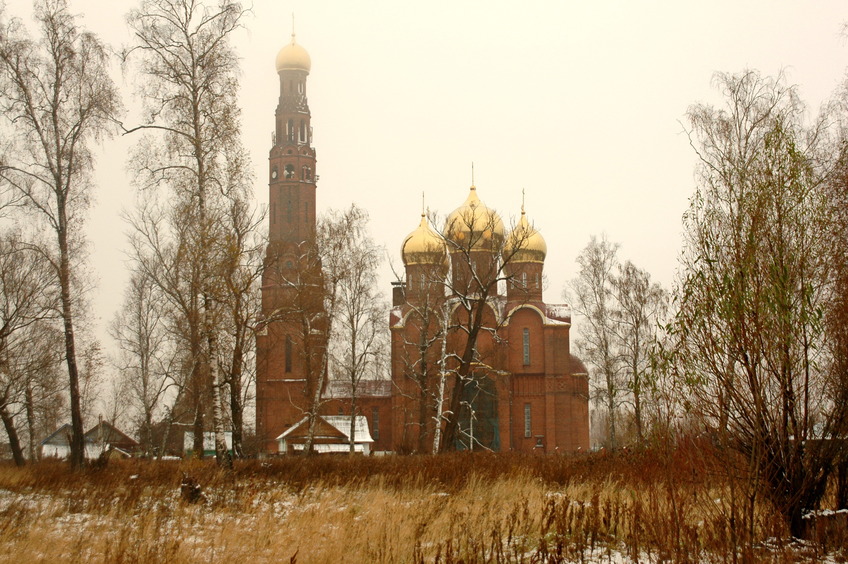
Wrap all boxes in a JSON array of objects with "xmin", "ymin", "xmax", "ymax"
[
  {"xmin": 276, "ymin": 415, "xmax": 374, "ymax": 454},
  {"xmin": 85, "ymin": 421, "xmax": 139, "ymax": 457},
  {"xmin": 183, "ymin": 431, "xmax": 233, "ymax": 458},
  {"xmin": 41, "ymin": 422, "xmax": 139, "ymax": 460}
]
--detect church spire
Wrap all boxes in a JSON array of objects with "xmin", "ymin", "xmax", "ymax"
[{"xmin": 268, "ymin": 32, "xmax": 316, "ymax": 245}]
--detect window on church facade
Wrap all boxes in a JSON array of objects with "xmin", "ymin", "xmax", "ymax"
[
  {"xmin": 523, "ymin": 328, "xmax": 530, "ymax": 366},
  {"xmin": 524, "ymin": 403, "xmax": 531, "ymax": 438}
]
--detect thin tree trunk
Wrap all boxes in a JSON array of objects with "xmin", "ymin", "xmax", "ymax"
[
  {"xmin": 228, "ymin": 342, "xmax": 245, "ymax": 459},
  {"xmin": 417, "ymin": 358, "xmax": 428, "ymax": 454},
  {"xmin": 632, "ymin": 356, "xmax": 642, "ymax": 445},
  {"xmin": 190, "ymin": 315, "xmax": 205, "ymax": 458},
  {"xmin": 160, "ymin": 409, "xmax": 174, "ymax": 458},
  {"xmin": 440, "ymin": 297, "xmax": 488, "ymax": 453},
  {"xmin": 0, "ymin": 403, "xmax": 25, "ymax": 466},
  {"xmin": 25, "ymin": 380, "xmax": 36, "ymax": 461},
  {"xmin": 303, "ymin": 335, "xmax": 326, "ymax": 456},
  {"xmin": 191, "ymin": 356, "xmax": 205, "ymax": 458},
  {"xmin": 432, "ymin": 308, "xmax": 449, "ymax": 453},
  {"xmin": 441, "ymin": 331, "xmax": 479, "ymax": 451},
  {"xmin": 143, "ymin": 405, "xmax": 154, "ymax": 458},
  {"xmin": 207, "ymin": 298, "xmax": 231, "ymax": 469},
  {"xmin": 349, "ymin": 395, "xmax": 357, "ymax": 454},
  {"xmin": 606, "ymin": 353, "xmax": 617, "ymax": 450},
  {"xmin": 58, "ymin": 216, "xmax": 85, "ymax": 471}
]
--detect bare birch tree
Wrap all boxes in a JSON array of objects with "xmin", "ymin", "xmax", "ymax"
[
  {"xmin": 394, "ymin": 266, "xmax": 447, "ymax": 454},
  {"xmin": 437, "ymin": 193, "xmax": 532, "ymax": 452},
  {"xmin": 325, "ymin": 205, "xmax": 387, "ymax": 453},
  {"xmin": 613, "ymin": 260, "xmax": 668, "ymax": 444},
  {"xmin": 111, "ymin": 267, "xmax": 176, "ymax": 457},
  {"xmin": 569, "ymin": 235, "xmax": 624, "ymax": 449},
  {"xmin": 0, "ymin": 0, "xmax": 120, "ymax": 470},
  {"xmin": 123, "ymin": 0, "xmax": 249, "ymax": 468},
  {"xmin": 0, "ymin": 231, "xmax": 58, "ymax": 465},
  {"xmin": 217, "ymin": 183, "xmax": 263, "ymax": 458}
]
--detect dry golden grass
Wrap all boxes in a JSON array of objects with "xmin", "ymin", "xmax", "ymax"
[{"xmin": 0, "ymin": 446, "xmax": 844, "ymax": 563}]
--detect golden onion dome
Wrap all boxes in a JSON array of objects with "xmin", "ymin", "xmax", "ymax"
[
  {"xmin": 506, "ymin": 207, "xmax": 547, "ymax": 263},
  {"xmin": 444, "ymin": 185, "xmax": 504, "ymax": 249},
  {"xmin": 401, "ymin": 214, "xmax": 448, "ymax": 266},
  {"xmin": 275, "ymin": 34, "xmax": 311, "ymax": 73}
]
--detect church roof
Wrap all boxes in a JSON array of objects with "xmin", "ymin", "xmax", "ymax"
[
  {"xmin": 568, "ymin": 354, "xmax": 589, "ymax": 376},
  {"xmin": 401, "ymin": 214, "xmax": 448, "ymax": 267},
  {"xmin": 506, "ymin": 208, "xmax": 547, "ymax": 263},
  {"xmin": 445, "ymin": 185, "xmax": 504, "ymax": 249}
]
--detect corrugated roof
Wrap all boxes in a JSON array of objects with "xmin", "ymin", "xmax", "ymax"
[{"xmin": 324, "ymin": 379, "xmax": 391, "ymax": 398}]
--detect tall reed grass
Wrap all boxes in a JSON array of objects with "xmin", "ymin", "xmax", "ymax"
[{"xmin": 0, "ymin": 442, "xmax": 843, "ymax": 563}]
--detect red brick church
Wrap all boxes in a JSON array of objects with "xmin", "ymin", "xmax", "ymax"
[{"xmin": 256, "ymin": 35, "xmax": 589, "ymax": 455}]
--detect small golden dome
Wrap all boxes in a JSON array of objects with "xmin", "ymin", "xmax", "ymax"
[
  {"xmin": 506, "ymin": 208, "xmax": 547, "ymax": 263},
  {"xmin": 444, "ymin": 185, "xmax": 504, "ymax": 249},
  {"xmin": 275, "ymin": 34, "xmax": 311, "ymax": 73},
  {"xmin": 402, "ymin": 214, "xmax": 447, "ymax": 266}
]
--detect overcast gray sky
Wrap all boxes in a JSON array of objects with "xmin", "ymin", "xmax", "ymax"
[{"xmin": 6, "ymin": 0, "xmax": 847, "ymax": 351}]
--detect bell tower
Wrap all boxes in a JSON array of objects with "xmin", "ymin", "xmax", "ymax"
[
  {"xmin": 256, "ymin": 32, "xmax": 322, "ymax": 453},
  {"xmin": 268, "ymin": 31, "xmax": 316, "ymax": 250}
]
